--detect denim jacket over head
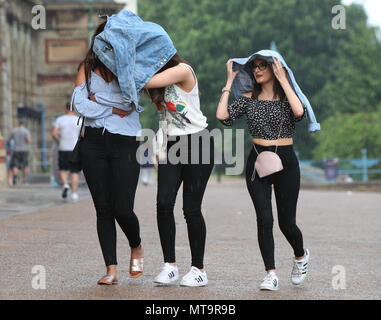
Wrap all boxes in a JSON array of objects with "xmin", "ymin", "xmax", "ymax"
[
  {"xmin": 93, "ymin": 10, "xmax": 177, "ymax": 112},
  {"xmin": 231, "ymin": 50, "xmax": 320, "ymax": 133}
]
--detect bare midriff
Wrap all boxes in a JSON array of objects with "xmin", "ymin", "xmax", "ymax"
[{"xmin": 253, "ymin": 137, "xmax": 293, "ymax": 146}]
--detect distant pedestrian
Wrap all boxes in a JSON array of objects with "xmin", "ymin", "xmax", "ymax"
[
  {"xmin": 52, "ymin": 102, "xmax": 81, "ymax": 201},
  {"xmin": 343, "ymin": 173, "xmax": 353, "ymax": 183},
  {"xmin": 8, "ymin": 120, "xmax": 31, "ymax": 185},
  {"xmin": 324, "ymin": 158, "xmax": 338, "ymax": 182}
]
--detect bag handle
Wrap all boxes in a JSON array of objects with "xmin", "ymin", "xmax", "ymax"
[
  {"xmin": 73, "ymin": 73, "xmax": 89, "ymax": 138},
  {"xmin": 77, "ymin": 116, "xmax": 85, "ymax": 138},
  {"xmin": 274, "ymin": 117, "xmax": 284, "ymax": 153}
]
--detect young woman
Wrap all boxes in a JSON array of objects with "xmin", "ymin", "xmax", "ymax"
[
  {"xmin": 71, "ymin": 21, "xmax": 144, "ymax": 285},
  {"xmin": 143, "ymin": 54, "xmax": 214, "ymax": 287},
  {"xmin": 216, "ymin": 56, "xmax": 309, "ymax": 291}
]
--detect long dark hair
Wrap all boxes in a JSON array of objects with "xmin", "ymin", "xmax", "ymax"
[
  {"xmin": 250, "ymin": 61, "xmax": 286, "ymax": 101},
  {"xmin": 78, "ymin": 21, "xmax": 116, "ymax": 93},
  {"xmin": 146, "ymin": 53, "xmax": 188, "ymax": 106}
]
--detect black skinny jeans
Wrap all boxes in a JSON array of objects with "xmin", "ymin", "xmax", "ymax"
[
  {"xmin": 246, "ymin": 144, "xmax": 305, "ymax": 271},
  {"xmin": 157, "ymin": 130, "xmax": 214, "ymax": 270},
  {"xmin": 80, "ymin": 127, "xmax": 141, "ymax": 266}
]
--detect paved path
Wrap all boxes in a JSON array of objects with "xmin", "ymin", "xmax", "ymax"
[
  {"xmin": 0, "ymin": 178, "xmax": 380, "ymax": 300},
  {"xmin": 0, "ymin": 180, "xmax": 90, "ymax": 220}
]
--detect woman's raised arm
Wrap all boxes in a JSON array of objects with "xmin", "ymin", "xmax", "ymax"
[{"xmin": 144, "ymin": 64, "xmax": 192, "ymax": 89}]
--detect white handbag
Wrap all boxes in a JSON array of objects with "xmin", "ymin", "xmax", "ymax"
[{"xmin": 153, "ymin": 111, "xmax": 168, "ymax": 161}]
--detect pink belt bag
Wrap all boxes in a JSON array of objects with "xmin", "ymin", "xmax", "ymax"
[{"xmin": 251, "ymin": 118, "xmax": 284, "ymax": 182}]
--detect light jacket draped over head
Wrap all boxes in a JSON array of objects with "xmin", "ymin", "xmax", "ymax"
[
  {"xmin": 93, "ymin": 10, "xmax": 177, "ymax": 112},
  {"xmin": 231, "ymin": 50, "xmax": 320, "ymax": 133}
]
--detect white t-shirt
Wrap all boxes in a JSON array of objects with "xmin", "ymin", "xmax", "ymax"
[{"xmin": 54, "ymin": 114, "xmax": 81, "ymax": 151}]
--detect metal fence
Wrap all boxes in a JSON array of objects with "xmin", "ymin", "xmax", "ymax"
[
  {"xmin": 22, "ymin": 147, "xmax": 381, "ymax": 185},
  {"xmin": 297, "ymin": 149, "xmax": 381, "ymax": 183}
]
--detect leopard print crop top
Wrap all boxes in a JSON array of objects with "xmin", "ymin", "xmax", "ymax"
[{"xmin": 220, "ymin": 96, "xmax": 306, "ymax": 140}]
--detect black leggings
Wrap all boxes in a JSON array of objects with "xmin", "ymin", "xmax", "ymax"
[
  {"xmin": 246, "ymin": 144, "xmax": 305, "ymax": 271},
  {"xmin": 157, "ymin": 130, "xmax": 214, "ymax": 269},
  {"xmin": 80, "ymin": 127, "xmax": 141, "ymax": 266}
]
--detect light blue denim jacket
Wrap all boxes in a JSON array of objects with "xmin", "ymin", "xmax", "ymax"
[
  {"xmin": 93, "ymin": 10, "xmax": 177, "ymax": 112},
  {"xmin": 70, "ymin": 71, "xmax": 141, "ymax": 137},
  {"xmin": 232, "ymin": 50, "xmax": 320, "ymax": 133}
]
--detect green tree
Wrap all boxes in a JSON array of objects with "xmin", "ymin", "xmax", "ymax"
[
  {"xmin": 138, "ymin": 0, "xmax": 381, "ymax": 161},
  {"xmin": 314, "ymin": 4, "xmax": 381, "ymax": 119},
  {"xmin": 313, "ymin": 108, "xmax": 381, "ymax": 159}
]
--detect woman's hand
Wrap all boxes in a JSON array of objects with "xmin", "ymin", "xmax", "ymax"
[
  {"xmin": 226, "ymin": 59, "xmax": 240, "ymax": 83},
  {"xmin": 216, "ymin": 60, "xmax": 240, "ymax": 121},
  {"xmin": 273, "ymin": 57, "xmax": 304, "ymax": 117},
  {"xmin": 90, "ymin": 94, "xmax": 96, "ymax": 102},
  {"xmin": 112, "ymin": 107, "xmax": 134, "ymax": 117},
  {"xmin": 272, "ymin": 57, "xmax": 287, "ymax": 83}
]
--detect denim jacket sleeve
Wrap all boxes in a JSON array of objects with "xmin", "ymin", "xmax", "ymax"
[{"xmin": 70, "ymin": 83, "xmax": 113, "ymax": 119}]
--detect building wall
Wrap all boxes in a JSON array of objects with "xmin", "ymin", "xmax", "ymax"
[
  {"xmin": 38, "ymin": 0, "xmax": 125, "ymax": 169},
  {"xmin": 0, "ymin": 0, "xmax": 42, "ymax": 173},
  {"xmin": 0, "ymin": 0, "xmax": 130, "ymax": 175}
]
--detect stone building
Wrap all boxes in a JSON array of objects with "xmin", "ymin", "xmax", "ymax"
[
  {"xmin": 0, "ymin": 0, "xmax": 42, "ymax": 175},
  {"xmin": 0, "ymin": 0, "xmax": 134, "ymax": 178}
]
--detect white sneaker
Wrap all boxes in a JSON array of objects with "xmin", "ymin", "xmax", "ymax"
[
  {"xmin": 291, "ymin": 248, "xmax": 309, "ymax": 285},
  {"xmin": 71, "ymin": 192, "xmax": 79, "ymax": 201},
  {"xmin": 154, "ymin": 263, "xmax": 179, "ymax": 285},
  {"xmin": 259, "ymin": 272, "xmax": 279, "ymax": 291},
  {"xmin": 180, "ymin": 266, "xmax": 208, "ymax": 287}
]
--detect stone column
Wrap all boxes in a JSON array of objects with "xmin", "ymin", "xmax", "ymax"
[
  {"xmin": 0, "ymin": 0, "xmax": 13, "ymax": 141},
  {"xmin": 0, "ymin": 132, "xmax": 7, "ymax": 189}
]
